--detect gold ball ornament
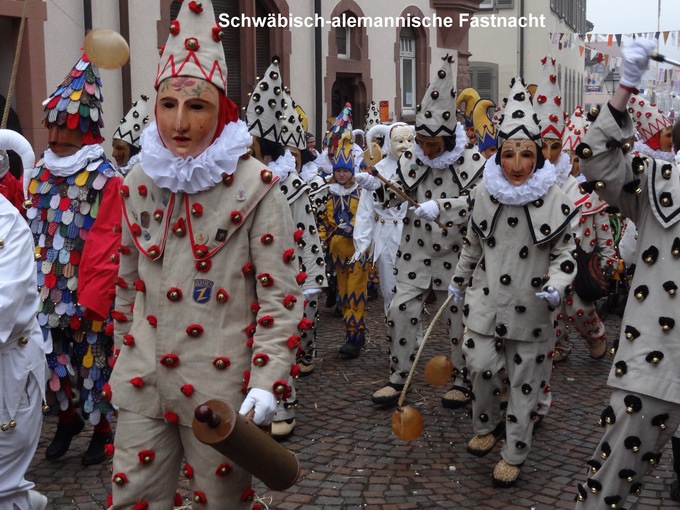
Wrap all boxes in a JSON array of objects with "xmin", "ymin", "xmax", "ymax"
[
  {"xmin": 84, "ymin": 29, "xmax": 130, "ymax": 69},
  {"xmin": 391, "ymin": 405, "xmax": 423, "ymax": 441},
  {"xmin": 423, "ymin": 355, "xmax": 453, "ymax": 386}
]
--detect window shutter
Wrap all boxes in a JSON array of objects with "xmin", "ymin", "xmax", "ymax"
[
  {"xmin": 474, "ymin": 68, "xmax": 494, "ymax": 99},
  {"xmin": 496, "ymin": 0, "xmax": 514, "ymax": 9}
]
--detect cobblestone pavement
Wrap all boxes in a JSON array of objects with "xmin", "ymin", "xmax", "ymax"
[{"xmin": 27, "ymin": 295, "xmax": 678, "ymax": 509}]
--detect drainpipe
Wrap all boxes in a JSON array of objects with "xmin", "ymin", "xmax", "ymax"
[
  {"xmin": 83, "ymin": 0, "xmax": 92, "ymax": 33},
  {"xmin": 119, "ymin": 0, "xmax": 132, "ymax": 111},
  {"xmin": 314, "ymin": 0, "xmax": 322, "ymax": 142},
  {"xmin": 518, "ymin": 0, "xmax": 524, "ymax": 78}
]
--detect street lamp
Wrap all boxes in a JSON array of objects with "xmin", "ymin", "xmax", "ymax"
[{"xmin": 604, "ymin": 70, "xmax": 621, "ymax": 95}]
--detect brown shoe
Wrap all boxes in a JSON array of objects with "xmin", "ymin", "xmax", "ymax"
[
  {"xmin": 441, "ymin": 387, "xmax": 471, "ymax": 409},
  {"xmin": 467, "ymin": 423, "xmax": 505, "ymax": 457},
  {"xmin": 297, "ymin": 361, "xmax": 315, "ymax": 377},
  {"xmin": 492, "ymin": 459, "xmax": 522, "ymax": 487},
  {"xmin": 586, "ymin": 336, "xmax": 607, "ymax": 359},
  {"xmin": 271, "ymin": 418, "xmax": 296, "ymax": 440},
  {"xmin": 372, "ymin": 382, "xmax": 404, "ymax": 407}
]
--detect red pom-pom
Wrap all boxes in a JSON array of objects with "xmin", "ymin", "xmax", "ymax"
[
  {"xmin": 290, "ymin": 364, "xmax": 300, "ymax": 377},
  {"xmin": 216, "ymin": 463, "xmax": 234, "ymax": 477},
  {"xmin": 170, "ymin": 19, "xmax": 180, "ymax": 35},
  {"xmin": 130, "ymin": 224, "xmax": 142, "ymax": 236},
  {"xmin": 133, "ymin": 502, "xmax": 149, "ymax": 510},
  {"xmin": 230, "ymin": 210, "xmax": 243, "ymax": 224},
  {"xmin": 118, "ymin": 244, "xmax": 131, "ymax": 255},
  {"xmin": 137, "ymin": 185, "xmax": 148, "ymax": 197},
  {"xmin": 536, "ymin": 95, "xmax": 547, "ymax": 104},
  {"xmin": 193, "ymin": 491, "xmax": 207, "ymax": 504},
  {"xmin": 138, "ymin": 449, "xmax": 156, "ymax": 464},
  {"xmin": 104, "ymin": 443, "xmax": 115, "ymax": 457},
  {"xmin": 123, "ymin": 334, "xmax": 135, "ymax": 347},
  {"xmin": 554, "ymin": 96, "xmax": 562, "ymax": 106},
  {"xmin": 105, "ymin": 322, "xmax": 114, "ymax": 337},
  {"xmin": 241, "ymin": 488, "xmax": 256, "ymax": 501},
  {"xmin": 242, "ymin": 262, "xmax": 256, "ymax": 276},
  {"xmin": 296, "ymin": 272, "xmax": 308, "ymax": 285},
  {"xmin": 106, "ymin": 494, "xmax": 113, "ymax": 507},
  {"xmin": 147, "ymin": 315, "xmax": 157, "ymax": 328},
  {"xmin": 130, "ymin": 377, "xmax": 144, "ymax": 388},
  {"xmin": 188, "ymin": 0, "xmax": 203, "ymax": 13},
  {"xmin": 212, "ymin": 26, "xmax": 222, "ymax": 42},
  {"xmin": 283, "ymin": 294, "xmax": 297, "ymax": 308},
  {"xmin": 245, "ymin": 324, "xmax": 257, "ymax": 337},
  {"xmin": 134, "ymin": 279, "xmax": 146, "ymax": 292},
  {"xmin": 174, "ymin": 493, "xmax": 183, "ymax": 506},
  {"xmin": 183, "ymin": 463, "xmax": 194, "ymax": 479},
  {"xmin": 181, "ymin": 384, "xmax": 194, "ymax": 397},
  {"xmin": 283, "ymin": 248, "xmax": 296, "ymax": 263},
  {"xmin": 191, "ymin": 203, "xmax": 203, "ymax": 217},
  {"xmin": 293, "ymin": 229, "xmax": 304, "ymax": 243},
  {"xmin": 165, "ymin": 411, "xmax": 179, "ymax": 424},
  {"xmin": 253, "ymin": 353, "xmax": 270, "ymax": 366},
  {"xmin": 298, "ymin": 317, "xmax": 313, "ymax": 330},
  {"xmin": 287, "ymin": 335, "xmax": 301, "ymax": 349},
  {"xmin": 184, "ymin": 37, "xmax": 200, "ymax": 51},
  {"xmin": 257, "ymin": 315, "xmax": 274, "ymax": 327},
  {"xmin": 250, "ymin": 301, "xmax": 261, "ymax": 313}
]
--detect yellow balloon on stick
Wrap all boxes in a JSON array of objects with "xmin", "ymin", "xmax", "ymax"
[{"xmin": 84, "ymin": 29, "xmax": 130, "ymax": 69}]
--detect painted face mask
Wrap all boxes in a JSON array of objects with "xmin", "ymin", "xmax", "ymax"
[
  {"xmin": 156, "ymin": 76, "xmax": 220, "ymax": 158},
  {"xmin": 389, "ymin": 125, "xmax": 414, "ymax": 159},
  {"xmin": 500, "ymin": 139, "xmax": 538, "ymax": 186}
]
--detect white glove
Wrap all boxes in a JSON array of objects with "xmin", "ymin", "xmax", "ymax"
[
  {"xmin": 448, "ymin": 283, "xmax": 465, "ymax": 303},
  {"xmin": 620, "ymin": 38, "xmax": 657, "ymax": 88},
  {"xmin": 535, "ymin": 285, "xmax": 561, "ymax": 307},
  {"xmin": 303, "ymin": 288, "xmax": 323, "ymax": 301},
  {"xmin": 411, "ymin": 200, "xmax": 440, "ymax": 222},
  {"xmin": 354, "ymin": 172, "xmax": 380, "ymax": 190},
  {"xmin": 350, "ymin": 250, "xmax": 367, "ymax": 264},
  {"xmin": 336, "ymin": 222, "xmax": 352, "ymax": 234},
  {"xmin": 238, "ymin": 387, "xmax": 277, "ymax": 426}
]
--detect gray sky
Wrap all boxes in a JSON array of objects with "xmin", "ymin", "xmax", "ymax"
[
  {"xmin": 587, "ymin": 0, "xmax": 680, "ymax": 34},
  {"xmin": 586, "ymin": 0, "xmax": 680, "ymax": 59}
]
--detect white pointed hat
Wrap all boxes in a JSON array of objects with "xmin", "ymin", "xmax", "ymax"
[
  {"xmin": 279, "ymin": 89, "xmax": 306, "ymax": 150},
  {"xmin": 246, "ymin": 56, "xmax": 285, "ymax": 144},
  {"xmin": 112, "ymin": 94, "xmax": 149, "ymax": 149},
  {"xmin": 155, "ymin": 0, "xmax": 227, "ymax": 91},
  {"xmin": 533, "ymin": 56, "xmax": 565, "ymax": 140},
  {"xmin": 562, "ymin": 106, "xmax": 589, "ymax": 152},
  {"xmin": 365, "ymin": 101, "xmax": 381, "ymax": 129},
  {"xmin": 627, "ymin": 94, "xmax": 672, "ymax": 144},
  {"xmin": 497, "ymin": 77, "xmax": 542, "ymax": 146},
  {"xmin": 415, "ymin": 54, "xmax": 458, "ymax": 137}
]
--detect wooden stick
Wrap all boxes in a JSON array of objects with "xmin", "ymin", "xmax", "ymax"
[
  {"xmin": 367, "ymin": 167, "xmax": 448, "ymax": 230},
  {"xmin": 2, "ymin": 0, "xmax": 29, "ymax": 129},
  {"xmin": 651, "ymin": 52, "xmax": 680, "ymax": 68},
  {"xmin": 398, "ymin": 294, "xmax": 454, "ymax": 408}
]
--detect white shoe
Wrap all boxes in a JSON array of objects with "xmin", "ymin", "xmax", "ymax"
[{"xmin": 28, "ymin": 490, "xmax": 48, "ymax": 510}]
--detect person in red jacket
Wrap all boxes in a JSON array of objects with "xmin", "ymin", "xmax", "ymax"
[
  {"xmin": 0, "ymin": 150, "xmax": 25, "ymax": 215},
  {"xmin": 25, "ymin": 53, "xmax": 121, "ymax": 466}
]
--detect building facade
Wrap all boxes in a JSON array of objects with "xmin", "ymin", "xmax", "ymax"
[
  {"xmin": 1, "ymin": 0, "xmax": 482, "ymax": 154},
  {"xmin": 467, "ymin": 0, "xmax": 587, "ymax": 112}
]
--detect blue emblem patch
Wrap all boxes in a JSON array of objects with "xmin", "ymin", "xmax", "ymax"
[{"xmin": 193, "ymin": 279, "xmax": 214, "ymax": 303}]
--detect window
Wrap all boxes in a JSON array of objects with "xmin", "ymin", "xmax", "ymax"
[
  {"xmin": 400, "ymin": 28, "xmax": 416, "ymax": 114},
  {"xmin": 496, "ymin": 0, "xmax": 513, "ymax": 8},
  {"xmin": 470, "ymin": 62, "xmax": 498, "ymax": 103},
  {"xmin": 336, "ymin": 26, "xmax": 349, "ymax": 57},
  {"xmin": 479, "ymin": 0, "xmax": 493, "ymax": 8}
]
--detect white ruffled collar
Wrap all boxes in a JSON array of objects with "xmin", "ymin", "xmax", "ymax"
[
  {"xmin": 117, "ymin": 153, "xmax": 140, "ymax": 177},
  {"xmin": 634, "ymin": 140, "xmax": 675, "ymax": 162},
  {"xmin": 483, "ymin": 157, "xmax": 557, "ymax": 206},
  {"xmin": 329, "ymin": 181, "xmax": 359, "ymax": 197},
  {"xmin": 553, "ymin": 151, "xmax": 572, "ymax": 187},
  {"xmin": 43, "ymin": 144, "xmax": 106, "ymax": 177},
  {"xmin": 139, "ymin": 120, "xmax": 252, "ymax": 194},
  {"xmin": 412, "ymin": 122, "xmax": 466, "ymax": 169},
  {"xmin": 268, "ymin": 150, "xmax": 296, "ymax": 183}
]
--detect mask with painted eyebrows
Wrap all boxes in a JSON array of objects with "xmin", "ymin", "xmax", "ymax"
[{"xmin": 500, "ymin": 139, "xmax": 537, "ymax": 186}]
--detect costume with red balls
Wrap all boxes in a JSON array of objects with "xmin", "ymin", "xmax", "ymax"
[{"xmin": 109, "ymin": 2, "xmax": 302, "ymax": 508}]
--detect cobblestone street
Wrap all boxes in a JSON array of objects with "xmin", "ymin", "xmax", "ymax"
[{"xmin": 27, "ymin": 296, "xmax": 678, "ymax": 509}]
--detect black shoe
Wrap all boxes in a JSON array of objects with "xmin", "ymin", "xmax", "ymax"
[
  {"xmin": 81, "ymin": 431, "xmax": 114, "ymax": 466},
  {"xmin": 45, "ymin": 415, "xmax": 85, "ymax": 460},
  {"xmin": 338, "ymin": 341, "xmax": 362, "ymax": 359},
  {"xmin": 325, "ymin": 291, "xmax": 337, "ymax": 308}
]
